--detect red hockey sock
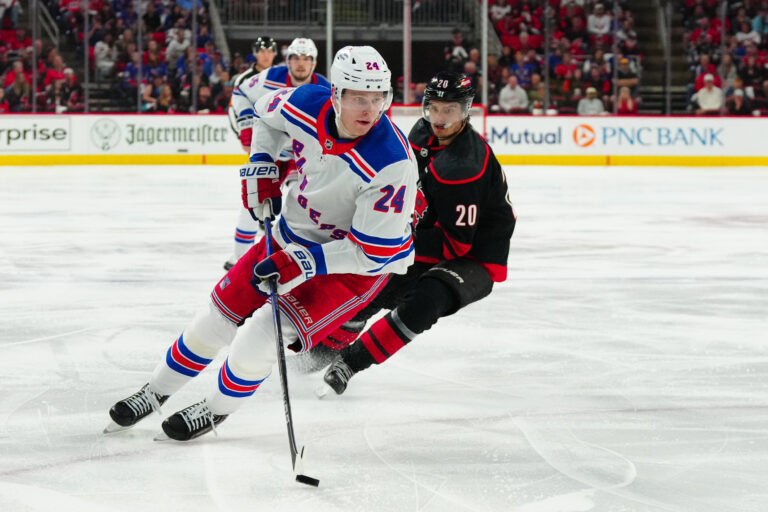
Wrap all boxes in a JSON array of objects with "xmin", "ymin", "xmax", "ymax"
[{"xmin": 359, "ymin": 313, "xmax": 408, "ymax": 364}]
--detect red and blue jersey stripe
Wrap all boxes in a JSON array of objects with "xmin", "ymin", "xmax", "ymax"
[
  {"xmin": 347, "ymin": 226, "xmax": 413, "ymax": 270},
  {"xmin": 280, "ymin": 102, "xmax": 318, "ymax": 138}
]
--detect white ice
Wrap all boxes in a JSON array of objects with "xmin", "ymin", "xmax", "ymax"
[{"xmin": 1, "ymin": 164, "xmax": 766, "ymax": 512}]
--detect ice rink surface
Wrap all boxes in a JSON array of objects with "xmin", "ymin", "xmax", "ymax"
[{"xmin": 1, "ymin": 164, "xmax": 767, "ymax": 512}]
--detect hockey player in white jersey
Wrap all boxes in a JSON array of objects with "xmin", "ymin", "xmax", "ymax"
[
  {"xmin": 107, "ymin": 46, "xmax": 418, "ymax": 442},
  {"xmin": 224, "ymin": 37, "xmax": 331, "ymax": 271},
  {"xmin": 225, "ymin": 36, "xmax": 277, "ymax": 135}
]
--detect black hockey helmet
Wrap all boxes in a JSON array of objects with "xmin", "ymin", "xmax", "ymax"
[
  {"xmin": 422, "ymin": 71, "xmax": 475, "ymax": 122},
  {"xmin": 252, "ymin": 36, "xmax": 277, "ymax": 54}
]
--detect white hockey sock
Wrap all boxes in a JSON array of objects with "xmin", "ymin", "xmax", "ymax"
[
  {"xmin": 149, "ymin": 305, "xmax": 237, "ymax": 396},
  {"xmin": 206, "ymin": 358, "xmax": 270, "ymax": 416},
  {"xmin": 233, "ymin": 208, "xmax": 262, "ymax": 259}
]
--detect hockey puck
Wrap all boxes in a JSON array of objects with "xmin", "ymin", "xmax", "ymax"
[{"xmin": 295, "ymin": 474, "xmax": 320, "ymax": 487}]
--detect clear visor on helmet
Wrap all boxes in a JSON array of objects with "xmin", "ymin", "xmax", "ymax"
[
  {"xmin": 335, "ymin": 87, "xmax": 393, "ymax": 118},
  {"xmin": 422, "ymin": 97, "xmax": 471, "ymax": 128}
]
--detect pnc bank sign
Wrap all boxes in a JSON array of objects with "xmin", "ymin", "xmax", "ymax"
[
  {"xmin": 489, "ymin": 121, "xmax": 725, "ymax": 150},
  {"xmin": 571, "ymin": 123, "xmax": 724, "ymax": 148}
]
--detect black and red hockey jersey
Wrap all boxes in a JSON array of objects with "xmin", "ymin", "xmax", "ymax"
[{"xmin": 408, "ymin": 118, "xmax": 516, "ymax": 282}]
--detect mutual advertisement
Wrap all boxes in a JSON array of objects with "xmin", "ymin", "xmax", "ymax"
[
  {"xmin": 486, "ymin": 116, "xmax": 767, "ymax": 156},
  {"xmin": 0, "ymin": 116, "xmax": 71, "ymax": 152}
]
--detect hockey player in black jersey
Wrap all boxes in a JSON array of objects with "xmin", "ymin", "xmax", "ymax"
[{"xmin": 319, "ymin": 70, "xmax": 516, "ymax": 394}]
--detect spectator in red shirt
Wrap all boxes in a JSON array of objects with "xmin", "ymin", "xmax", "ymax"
[
  {"xmin": 616, "ymin": 86, "xmax": 638, "ymax": 115},
  {"xmin": 554, "ymin": 51, "xmax": 579, "ymax": 79},
  {"xmin": 692, "ymin": 53, "xmax": 720, "ymax": 91},
  {"xmin": 11, "ymin": 28, "xmax": 31, "ymax": 50},
  {"xmin": 43, "ymin": 55, "xmax": 68, "ymax": 87},
  {"xmin": 3, "ymin": 59, "xmax": 28, "ymax": 88},
  {"xmin": 690, "ymin": 17, "xmax": 721, "ymax": 46}
]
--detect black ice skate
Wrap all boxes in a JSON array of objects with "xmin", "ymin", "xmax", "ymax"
[
  {"xmin": 161, "ymin": 399, "xmax": 228, "ymax": 441},
  {"xmin": 223, "ymin": 257, "xmax": 236, "ymax": 271},
  {"xmin": 105, "ymin": 383, "xmax": 168, "ymax": 433},
  {"xmin": 323, "ymin": 359, "xmax": 356, "ymax": 395}
]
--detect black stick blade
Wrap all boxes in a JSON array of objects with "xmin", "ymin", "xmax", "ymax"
[{"xmin": 296, "ymin": 474, "xmax": 320, "ymax": 487}]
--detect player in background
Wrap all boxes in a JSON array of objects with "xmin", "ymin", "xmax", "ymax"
[
  {"xmin": 226, "ymin": 36, "xmax": 277, "ymax": 135},
  {"xmin": 224, "ymin": 37, "xmax": 331, "ymax": 271},
  {"xmin": 319, "ymin": 70, "xmax": 516, "ymax": 395},
  {"xmin": 106, "ymin": 46, "xmax": 418, "ymax": 441}
]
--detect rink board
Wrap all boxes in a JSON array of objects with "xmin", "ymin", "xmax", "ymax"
[{"xmin": 1, "ymin": 113, "xmax": 767, "ymax": 166}]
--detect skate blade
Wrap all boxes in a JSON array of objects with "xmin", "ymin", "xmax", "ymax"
[
  {"xmin": 314, "ymin": 384, "xmax": 332, "ymax": 399},
  {"xmin": 153, "ymin": 432, "xmax": 172, "ymax": 442},
  {"xmin": 103, "ymin": 421, "xmax": 133, "ymax": 434}
]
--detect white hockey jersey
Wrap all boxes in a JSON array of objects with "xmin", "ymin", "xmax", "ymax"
[
  {"xmin": 245, "ymin": 84, "xmax": 418, "ymax": 277},
  {"xmin": 230, "ymin": 65, "xmax": 330, "ymax": 137}
]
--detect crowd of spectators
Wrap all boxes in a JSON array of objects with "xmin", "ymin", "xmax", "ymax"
[
  {"xmin": 450, "ymin": 0, "xmax": 643, "ymax": 115},
  {"xmin": 0, "ymin": 0, "xmax": 250, "ymax": 114},
  {"xmin": 53, "ymin": 0, "xmax": 236, "ymax": 113},
  {"xmin": 1, "ymin": 1, "xmax": 86, "ymax": 113},
  {"xmin": 685, "ymin": 0, "xmax": 768, "ymax": 115},
  {"xmin": 7, "ymin": 0, "xmax": 767, "ymax": 117}
]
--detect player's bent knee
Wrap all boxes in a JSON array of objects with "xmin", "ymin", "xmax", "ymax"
[
  {"xmin": 226, "ymin": 306, "xmax": 289, "ymax": 379},
  {"xmin": 423, "ymin": 259, "xmax": 493, "ymax": 313},
  {"xmin": 395, "ymin": 278, "xmax": 455, "ymax": 334},
  {"xmin": 183, "ymin": 303, "xmax": 239, "ymax": 358}
]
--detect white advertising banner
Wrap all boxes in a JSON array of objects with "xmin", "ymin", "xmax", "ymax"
[
  {"xmin": 0, "ymin": 114, "xmax": 237, "ymax": 157},
  {"xmin": 485, "ymin": 115, "xmax": 768, "ymax": 157},
  {"xmin": 1, "ymin": 113, "xmax": 767, "ymax": 165},
  {"xmin": 85, "ymin": 115, "xmax": 235, "ymax": 154},
  {"xmin": 0, "ymin": 116, "xmax": 71, "ymax": 152}
]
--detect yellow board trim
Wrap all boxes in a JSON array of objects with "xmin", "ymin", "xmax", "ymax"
[
  {"xmin": 2, "ymin": 154, "xmax": 768, "ymax": 167},
  {"xmin": 496, "ymin": 155, "xmax": 768, "ymax": 167},
  {"xmin": 1, "ymin": 154, "xmax": 211, "ymax": 166}
]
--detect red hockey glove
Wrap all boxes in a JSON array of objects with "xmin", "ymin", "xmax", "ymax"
[
  {"xmin": 239, "ymin": 127, "xmax": 253, "ymax": 149},
  {"xmin": 240, "ymin": 160, "xmax": 282, "ymax": 221},
  {"xmin": 251, "ymin": 243, "xmax": 318, "ymax": 295}
]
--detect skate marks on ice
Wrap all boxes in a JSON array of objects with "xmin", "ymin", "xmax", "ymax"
[{"xmin": 2, "ymin": 165, "xmax": 768, "ymax": 511}]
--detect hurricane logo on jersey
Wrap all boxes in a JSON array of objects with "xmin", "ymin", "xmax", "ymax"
[
  {"xmin": 90, "ymin": 118, "xmax": 121, "ymax": 151},
  {"xmin": 324, "ymin": 139, "xmax": 333, "ymax": 150}
]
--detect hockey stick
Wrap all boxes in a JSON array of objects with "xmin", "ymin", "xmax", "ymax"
[{"xmin": 263, "ymin": 215, "xmax": 320, "ymax": 487}]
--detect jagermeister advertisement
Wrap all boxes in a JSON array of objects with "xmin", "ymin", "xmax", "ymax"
[{"xmin": 87, "ymin": 116, "xmax": 235, "ymax": 153}]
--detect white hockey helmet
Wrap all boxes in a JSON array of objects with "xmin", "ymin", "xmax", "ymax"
[
  {"xmin": 286, "ymin": 38, "xmax": 318, "ymax": 60},
  {"xmin": 330, "ymin": 45, "xmax": 393, "ymax": 113}
]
